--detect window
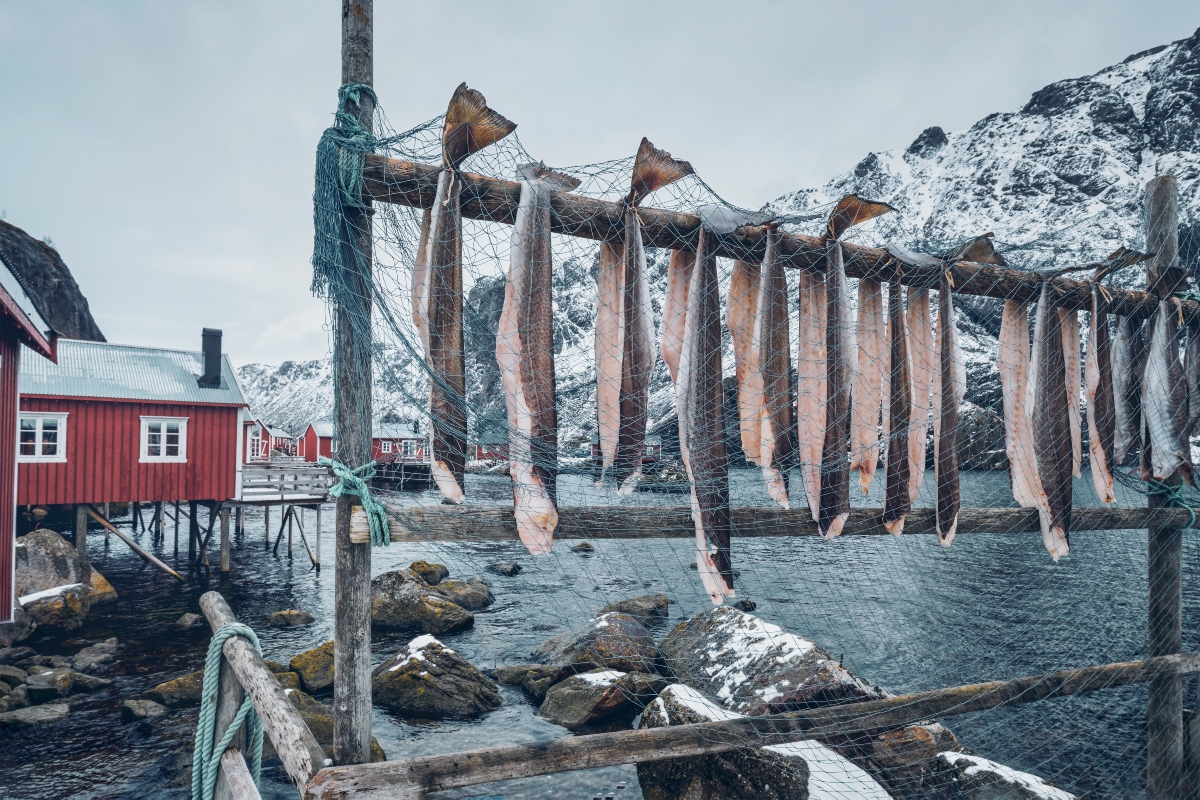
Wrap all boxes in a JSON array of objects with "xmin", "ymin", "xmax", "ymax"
[
  {"xmin": 141, "ymin": 416, "xmax": 187, "ymax": 463},
  {"xmin": 18, "ymin": 414, "xmax": 67, "ymax": 462},
  {"xmin": 402, "ymin": 440, "xmax": 415, "ymax": 457},
  {"xmin": 381, "ymin": 440, "xmax": 392, "ymax": 454}
]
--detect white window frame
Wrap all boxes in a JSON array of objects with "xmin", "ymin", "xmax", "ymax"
[
  {"xmin": 140, "ymin": 416, "xmax": 188, "ymax": 463},
  {"xmin": 17, "ymin": 413, "xmax": 68, "ymax": 463},
  {"xmin": 381, "ymin": 440, "xmax": 392, "ymax": 453}
]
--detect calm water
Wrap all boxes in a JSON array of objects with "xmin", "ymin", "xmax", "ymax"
[{"xmin": 2, "ymin": 469, "xmax": 1198, "ymax": 799}]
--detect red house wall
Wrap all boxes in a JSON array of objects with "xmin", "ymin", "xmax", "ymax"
[
  {"xmin": 0, "ymin": 334, "xmax": 19, "ymax": 623},
  {"xmin": 17, "ymin": 397, "xmax": 241, "ymax": 505},
  {"xmin": 302, "ymin": 426, "xmax": 318, "ymax": 462}
]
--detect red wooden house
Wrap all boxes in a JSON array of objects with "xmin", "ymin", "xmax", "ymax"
[
  {"xmin": 17, "ymin": 330, "xmax": 248, "ymax": 511},
  {"xmin": 299, "ymin": 419, "xmax": 426, "ymax": 463},
  {"xmin": 0, "ymin": 255, "xmax": 57, "ymax": 624},
  {"xmin": 243, "ymin": 418, "xmax": 297, "ymax": 461}
]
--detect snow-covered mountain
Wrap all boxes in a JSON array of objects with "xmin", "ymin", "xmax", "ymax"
[{"xmin": 239, "ymin": 27, "xmax": 1200, "ymax": 446}]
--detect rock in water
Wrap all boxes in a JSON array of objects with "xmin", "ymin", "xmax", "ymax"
[
  {"xmin": 934, "ymin": 752, "xmax": 1077, "ymax": 799},
  {"xmin": 408, "ymin": 560, "xmax": 449, "ymax": 585},
  {"xmin": 72, "ymin": 673, "xmax": 112, "ymax": 693},
  {"xmin": 538, "ymin": 669, "xmax": 666, "ymax": 731},
  {"xmin": 14, "ymin": 529, "xmax": 116, "ymax": 606},
  {"xmin": 597, "ymin": 594, "xmax": 669, "ymax": 626},
  {"xmin": 71, "ymin": 638, "xmax": 118, "ymax": 673},
  {"xmin": 267, "ymin": 610, "xmax": 316, "ymax": 628},
  {"xmin": 0, "ymin": 703, "xmax": 69, "ymax": 728},
  {"xmin": 0, "ymin": 685, "xmax": 29, "ymax": 713},
  {"xmin": 173, "ymin": 613, "xmax": 206, "ymax": 631},
  {"xmin": 0, "ymin": 606, "xmax": 35, "ymax": 647},
  {"xmin": 0, "ymin": 647, "xmax": 34, "ymax": 666},
  {"xmin": 491, "ymin": 664, "xmax": 561, "ymax": 703},
  {"xmin": 434, "ymin": 577, "xmax": 494, "ymax": 611},
  {"xmin": 121, "ymin": 698, "xmax": 168, "ymax": 722},
  {"xmin": 372, "ymin": 635, "xmax": 501, "ymax": 718},
  {"xmin": 370, "ymin": 569, "xmax": 474, "ymax": 634},
  {"xmin": 289, "ymin": 641, "xmax": 335, "ymax": 694},
  {"xmin": 143, "ymin": 670, "xmax": 205, "ymax": 707},
  {"xmin": 25, "ymin": 667, "xmax": 74, "ymax": 703},
  {"xmin": 869, "ymin": 723, "xmax": 960, "ymax": 793},
  {"xmin": 260, "ymin": 688, "xmax": 386, "ymax": 764},
  {"xmin": 20, "ymin": 584, "xmax": 91, "ymax": 631},
  {"xmin": 533, "ymin": 613, "xmax": 659, "ymax": 675},
  {"xmin": 658, "ymin": 607, "xmax": 881, "ymax": 715},
  {"xmin": 0, "ymin": 665, "xmax": 27, "ymax": 685},
  {"xmin": 487, "ymin": 562, "xmax": 522, "ymax": 577}
]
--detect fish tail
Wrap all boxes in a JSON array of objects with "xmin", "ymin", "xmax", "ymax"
[
  {"xmin": 762, "ymin": 466, "xmax": 790, "ymax": 509},
  {"xmin": 937, "ymin": 518, "xmax": 957, "ymax": 547},
  {"xmin": 822, "ymin": 511, "xmax": 848, "ymax": 540},
  {"xmin": 617, "ymin": 468, "xmax": 644, "ymax": 496},
  {"xmin": 883, "ymin": 516, "xmax": 905, "ymax": 537},
  {"xmin": 442, "ymin": 83, "xmax": 517, "ymax": 167},
  {"xmin": 432, "ymin": 461, "xmax": 465, "ymax": 504},
  {"xmin": 630, "ymin": 138, "xmax": 693, "ymax": 201},
  {"xmin": 827, "ymin": 194, "xmax": 894, "ymax": 240},
  {"xmin": 517, "ymin": 162, "xmax": 581, "ymax": 192}
]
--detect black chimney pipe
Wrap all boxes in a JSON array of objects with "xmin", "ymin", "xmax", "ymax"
[{"xmin": 199, "ymin": 328, "xmax": 223, "ymax": 388}]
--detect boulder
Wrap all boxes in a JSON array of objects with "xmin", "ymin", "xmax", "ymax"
[
  {"xmin": 933, "ymin": 751, "xmax": 1076, "ymax": 799},
  {"xmin": 869, "ymin": 723, "xmax": 960, "ymax": 794},
  {"xmin": 0, "ymin": 682, "xmax": 9, "ymax": 697},
  {"xmin": 25, "ymin": 667, "xmax": 74, "ymax": 703},
  {"xmin": 263, "ymin": 660, "xmax": 289, "ymax": 673},
  {"xmin": 289, "ymin": 641, "xmax": 334, "ymax": 694},
  {"xmin": 266, "ymin": 688, "xmax": 386, "ymax": 763},
  {"xmin": 570, "ymin": 541, "xmax": 595, "ymax": 553},
  {"xmin": 20, "ymin": 584, "xmax": 91, "ymax": 631},
  {"xmin": 14, "ymin": 529, "xmax": 116, "ymax": 605},
  {"xmin": 0, "ymin": 702, "xmax": 68, "ymax": 728},
  {"xmin": 492, "ymin": 663, "xmax": 561, "ymax": 703},
  {"xmin": 0, "ymin": 664, "xmax": 27, "ymax": 685},
  {"xmin": 0, "ymin": 646, "xmax": 35, "ymax": 665},
  {"xmin": 0, "ymin": 685, "xmax": 29, "ymax": 712},
  {"xmin": 731, "ymin": 599, "xmax": 757, "ymax": 612},
  {"xmin": 267, "ymin": 610, "xmax": 316, "ymax": 628},
  {"xmin": 487, "ymin": 563, "xmax": 522, "ymax": 577},
  {"xmin": 72, "ymin": 673, "xmax": 113, "ymax": 693},
  {"xmin": 371, "ymin": 569, "xmax": 474, "ymax": 634},
  {"xmin": 372, "ymin": 635, "xmax": 502, "ymax": 718},
  {"xmin": 538, "ymin": 669, "xmax": 666, "ymax": 731},
  {"xmin": 659, "ymin": 607, "xmax": 882, "ymax": 715},
  {"xmin": 638, "ymin": 684, "xmax": 808, "ymax": 800},
  {"xmin": 598, "ymin": 594, "xmax": 670, "ymax": 625},
  {"xmin": 273, "ymin": 671, "xmax": 301, "ymax": 691},
  {"xmin": 533, "ymin": 613, "xmax": 659, "ymax": 675},
  {"xmin": 173, "ymin": 613, "xmax": 206, "ymax": 631},
  {"xmin": 408, "ymin": 560, "xmax": 449, "ymax": 585},
  {"xmin": 143, "ymin": 670, "xmax": 205, "ymax": 707},
  {"xmin": 0, "ymin": 605, "xmax": 36, "ymax": 646},
  {"xmin": 122, "ymin": 698, "xmax": 169, "ymax": 722},
  {"xmin": 435, "ymin": 577, "xmax": 494, "ymax": 611},
  {"xmin": 71, "ymin": 637, "xmax": 118, "ymax": 673}
]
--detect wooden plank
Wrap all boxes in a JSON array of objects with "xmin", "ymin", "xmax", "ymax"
[
  {"xmin": 334, "ymin": 0, "xmax": 376, "ymax": 768},
  {"xmin": 85, "ymin": 506, "xmax": 184, "ymax": 580},
  {"xmin": 200, "ymin": 592, "xmax": 329, "ymax": 791},
  {"xmin": 382, "ymin": 503, "xmax": 1195, "ymax": 542},
  {"xmin": 219, "ymin": 749, "xmax": 263, "ymax": 800},
  {"xmin": 360, "ymin": 155, "xmax": 1200, "ymax": 325},
  {"xmin": 305, "ymin": 652, "xmax": 1200, "ymax": 799}
]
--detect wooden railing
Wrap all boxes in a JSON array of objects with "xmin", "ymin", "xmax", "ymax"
[{"xmin": 239, "ymin": 464, "xmax": 331, "ymax": 502}]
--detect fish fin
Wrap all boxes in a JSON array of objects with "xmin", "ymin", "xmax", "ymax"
[
  {"xmin": 442, "ymin": 83, "xmax": 517, "ymax": 167},
  {"xmin": 617, "ymin": 468, "xmax": 644, "ymax": 496},
  {"xmin": 822, "ymin": 512, "xmax": 848, "ymax": 540},
  {"xmin": 944, "ymin": 233, "xmax": 1006, "ymax": 266},
  {"xmin": 763, "ymin": 466, "xmax": 790, "ymax": 509},
  {"xmin": 827, "ymin": 194, "xmax": 894, "ymax": 240},
  {"xmin": 432, "ymin": 461, "xmax": 465, "ymax": 504},
  {"xmin": 516, "ymin": 162, "xmax": 581, "ymax": 191},
  {"xmin": 630, "ymin": 137, "xmax": 693, "ymax": 202},
  {"xmin": 937, "ymin": 517, "xmax": 957, "ymax": 547},
  {"xmin": 883, "ymin": 516, "xmax": 905, "ymax": 537}
]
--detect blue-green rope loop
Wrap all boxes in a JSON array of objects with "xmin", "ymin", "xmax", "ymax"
[
  {"xmin": 1143, "ymin": 477, "xmax": 1199, "ymax": 528},
  {"xmin": 191, "ymin": 622, "xmax": 265, "ymax": 800},
  {"xmin": 319, "ymin": 456, "xmax": 391, "ymax": 546}
]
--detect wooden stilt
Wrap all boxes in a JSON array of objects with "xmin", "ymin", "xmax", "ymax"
[
  {"xmin": 294, "ymin": 510, "xmax": 318, "ymax": 567},
  {"xmin": 1146, "ymin": 173, "xmax": 1184, "ymax": 800},
  {"xmin": 155, "ymin": 501, "xmax": 164, "ymax": 537},
  {"xmin": 315, "ymin": 506, "xmax": 322, "ymax": 567},
  {"xmin": 333, "ymin": 0, "xmax": 376, "ymax": 766},
  {"xmin": 265, "ymin": 505, "xmax": 270, "ymax": 546},
  {"xmin": 86, "ymin": 506, "xmax": 184, "ymax": 581},
  {"xmin": 236, "ymin": 506, "xmax": 244, "ymax": 535},
  {"xmin": 288, "ymin": 506, "xmax": 293, "ymax": 556},
  {"xmin": 74, "ymin": 504, "xmax": 88, "ymax": 567},
  {"xmin": 174, "ymin": 500, "xmax": 180, "ymax": 556},
  {"xmin": 220, "ymin": 507, "xmax": 231, "ymax": 574},
  {"xmin": 189, "ymin": 500, "xmax": 198, "ymax": 563}
]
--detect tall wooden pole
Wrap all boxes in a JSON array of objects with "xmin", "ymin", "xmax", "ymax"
[
  {"xmin": 1146, "ymin": 174, "xmax": 1184, "ymax": 799},
  {"xmin": 333, "ymin": 0, "xmax": 375, "ymax": 767},
  {"xmin": 74, "ymin": 504, "xmax": 88, "ymax": 567}
]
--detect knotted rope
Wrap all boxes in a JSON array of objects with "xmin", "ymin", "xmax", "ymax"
[
  {"xmin": 191, "ymin": 623, "xmax": 264, "ymax": 800},
  {"xmin": 319, "ymin": 455, "xmax": 391, "ymax": 546},
  {"xmin": 1143, "ymin": 477, "xmax": 1199, "ymax": 528}
]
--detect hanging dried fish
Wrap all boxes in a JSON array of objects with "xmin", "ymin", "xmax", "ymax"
[
  {"xmin": 851, "ymin": 278, "xmax": 886, "ymax": 495},
  {"xmin": 1084, "ymin": 282, "xmax": 1116, "ymax": 505},
  {"xmin": 820, "ymin": 195, "xmax": 893, "ymax": 538},
  {"xmin": 427, "ymin": 84, "xmax": 516, "ymax": 503},
  {"xmin": 728, "ymin": 259, "xmax": 763, "ymax": 467},
  {"xmin": 797, "ymin": 269, "xmax": 827, "ymax": 521},
  {"xmin": 661, "ymin": 250, "xmax": 696, "ymax": 383},
  {"xmin": 498, "ymin": 164, "xmax": 580, "ymax": 555},
  {"xmin": 882, "ymin": 280, "xmax": 911, "ymax": 535},
  {"xmin": 1030, "ymin": 281, "xmax": 1072, "ymax": 561},
  {"xmin": 1112, "ymin": 315, "xmax": 1146, "ymax": 464},
  {"xmin": 596, "ymin": 138, "xmax": 692, "ymax": 494},
  {"xmin": 933, "ymin": 272, "xmax": 965, "ymax": 546},
  {"xmin": 1062, "ymin": 309, "xmax": 1083, "ymax": 478},
  {"xmin": 752, "ymin": 229, "xmax": 794, "ymax": 508},
  {"xmin": 999, "ymin": 300, "xmax": 1038, "ymax": 508},
  {"xmin": 677, "ymin": 226, "xmax": 734, "ymax": 604},
  {"xmin": 1187, "ymin": 324, "xmax": 1200, "ymax": 439},
  {"xmin": 411, "ymin": 208, "xmax": 432, "ymax": 355},
  {"xmin": 1142, "ymin": 299, "xmax": 1194, "ymax": 484}
]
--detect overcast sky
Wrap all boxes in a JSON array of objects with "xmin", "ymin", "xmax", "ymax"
[{"xmin": 0, "ymin": 2, "xmax": 1195, "ymax": 366}]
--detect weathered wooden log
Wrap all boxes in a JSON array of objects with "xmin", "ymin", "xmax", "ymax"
[
  {"xmin": 200, "ymin": 591, "xmax": 329, "ymax": 791},
  {"xmin": 375, "ymin": 503, "xmax": 1194, "ymax": 543},
  {"xmin": 219, "ymin": 749, "xmax": 263, "ymax": 800},
  {"xmin": 361, "ymin": 154, "xmax": 1200, "ymax": 324},
  {"xmin": 86, "ymin": 506, "xmax": 184, "ymax": 580},
  {"xmin": 304, "ymin": 652, "xmax": 1200, "ymax": 799}
]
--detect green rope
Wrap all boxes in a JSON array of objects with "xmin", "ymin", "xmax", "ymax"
[
  {"xmin": 319, "ymin": 456, "xmax": 391, "ymax": 546},
  {"xmin": 191, "ymin": 623, "xmax": 265, "ymax": 800},
  {"xmin": 1143, "ymin": 477, "xmax": 1199, "ymax": 528}
]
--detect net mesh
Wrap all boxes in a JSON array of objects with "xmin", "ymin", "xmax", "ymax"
[{"xmin": 308, "ymin": 84, "xmax": 1200, "ymax": 799}]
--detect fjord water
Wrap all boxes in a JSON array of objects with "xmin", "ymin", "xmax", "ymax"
[{"xmin": 2, "ymin": 469, "xmax": 1196, "ymax": 799}]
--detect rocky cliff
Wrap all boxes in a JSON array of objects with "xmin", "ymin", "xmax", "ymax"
[{"xmin": 0, "ymin": 220, "xmax": 104, "ymax": 342}]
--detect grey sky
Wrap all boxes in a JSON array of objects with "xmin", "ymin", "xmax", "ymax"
[{"xmin": 0, "ymin": 1, "xmax": 1194, "ymax": 366}]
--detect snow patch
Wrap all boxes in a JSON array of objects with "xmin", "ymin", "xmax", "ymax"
[
  {"xmin": 663, "ymin": 684, "xmax": 743, "ymax": 722},
  {"xmin": 576, "ymin": 670, "xmax": 625, "ymax": 686},
  {"xmin": 939, "ymin": 752, "xmax": 1076, "ymax": 799},
  {"xmin": 765, "ymin": 739, "xmax": 891, "ymax": 800},
  {"xmin": 18, "ymin": 583, "xmax": 86, "ymax": 606}
]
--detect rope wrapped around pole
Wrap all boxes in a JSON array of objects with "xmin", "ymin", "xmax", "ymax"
[
  {"xmin": 320, "ymin": 456, "xmax": 391, "ymax": 546},
  {"xmin": 191, "ymin": 623, "xmax": 265, "ymax": 800}
]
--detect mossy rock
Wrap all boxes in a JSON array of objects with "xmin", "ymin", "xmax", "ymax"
[
  {"xmin": 373, "ymin": 636, "xmax": 501, "ymax": 718},
  {"xmin": 289, "ymin": 641, "xmax": 334, "ymax": 694},
  {"xmin": 408, "ymin": 560, "xmax": 449, "ymax": 585},
  {"xmin": 435, "ymin": 578, "xmax": 494, "ymax": 611},
  {"xmin": 262, "ymin": 689, "xmax": 385, "ymax": 763},
  {"xmin": 143, "ymin": 670, "xmax": 206, "ymax": 707}
]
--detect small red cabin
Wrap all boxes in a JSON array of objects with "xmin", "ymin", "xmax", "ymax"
[
  {"xmin": 300, "ymin": 419, "xmax": 426, "ymax": 464},
  {"xmin": 244, "ymin": 418, "xmax": 297, "ymax": 461},
  {"xmin": 16, "ymin": 332, "xmax": 248, "ymax": 511}
]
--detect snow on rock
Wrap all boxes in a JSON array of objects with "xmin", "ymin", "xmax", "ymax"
[
  {"xmin": 938, "ymin": 751, "xmax": 1076, "ymax": 799},
  {"xmin": 766, "ymin": 740, "xmax": 892, "ymax": 800}
]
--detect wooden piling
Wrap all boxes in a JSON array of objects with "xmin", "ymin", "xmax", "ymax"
[
  {"xmin": 189, "ymin": 500, "xmax": 198, "ymax": 562},
  {"xmin": 213, "ymin": 606, "xmax": 247, "ymax": 800},
  {"xmin": 174, "ymin": 500, "xmax": 180, "ymax": 556},
  {"xmin": 264, "ymin": 506, "xmax": 270, "ymax": 546},
  {"xmin": 315, "ymin": 506, "xmax": 321, "ymax": 567},
  {"xmin": 220, "ymin": 507, "xmax": 231, "ymax": 574},
  {"xmin": 287, "ymin": 506, "xmax": 293, "ymax": 556},
  {"xmin": 1146, "ymin": 173, "xmax": 1184, "ymax": 800},
  {"xmin": 333, "ymin": 0, "xmax": 376, "ymax": 767},
  {"xmin": 73, "ymin": 504, "xmax": 88, "ymax": 567}
]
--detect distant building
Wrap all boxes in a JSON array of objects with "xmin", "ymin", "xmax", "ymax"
[
  {"xmin": 299, "ymin": 419, "xmax": 427, "ymax": 464},
  {"xmin": 243, "ymin": 418, "xmax": 297, "ymax": 461},
  {"xmin": 589, "ymin": 433, "xmax": 662, "ymax": 463}
]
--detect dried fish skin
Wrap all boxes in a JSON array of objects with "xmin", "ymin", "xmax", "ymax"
[
  {"xmin": 1142, "ymin": 301, "xmax": 1194, "ymax": 484},
  {"xmin": 752, "ymin": 230, "xmax": 794, "ymax": 509},
  {"xmin": 1062, "ymin": 310, "xmax": 1082, "ymax": 478},
  {"xmin": 882, "ymin": 280, "xmax": 911, "ymax": 535},
  {"xmin": 728, "ymin": 259, "xmax": 763, "ymax": 467},
  {"xmin": 999, "ymin": 300, "xmax": 1038, "ymax": 508},
  {"xmin": 661, "ymin": 250, "xmax": 695, "ymax": 383},
  {"xmin": 934, "ymin": 274, "xmax": 962, "ymax": 547},
  {"xmin": 797, "ymin": 270, "xmax": 827, "ymax": 521},
  {"xmin": 851, "ymin": 279, "xmax": 885, "ymax": 495},
  {"xmin": 1111, "ymin": 315, "xmax": 1145, "ymax": 464},
  {"xmin": 819, "ymin": 240, "xmax": 853, "ymax": 539},
  {"xmin": 1031, "ymin": 282, "xmax": 1072, "ymax": 561},
  {"xmin": 906, "ymin": 288, "xmax": 935, "ymax": 503},
  {"xmin": 1084, "ymin": 288, "xmax": 1116, "ymax": 505}
]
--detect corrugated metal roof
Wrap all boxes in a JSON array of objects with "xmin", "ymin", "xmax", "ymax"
[
  {"xmin": 19, "ymin": 339, "xmax": 247, "ymax": 406},
  {"xmin": 308, "ymin": 420, "xmax": 421, "ymax": 439}
]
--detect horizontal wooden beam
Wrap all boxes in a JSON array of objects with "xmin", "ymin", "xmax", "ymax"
[
  {"xmin": 362, "ymin": 154, "xmax": 1200, "ymax": 324},
  {"xmin": 377, "ymin": 504, "xmax": 1193, "ymax": 543},
  {"xmin": 304, "ymin": 651, "xmax": 1200, "ymax": 799}
]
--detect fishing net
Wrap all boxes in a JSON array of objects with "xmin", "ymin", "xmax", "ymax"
[{"xmin": 308, "ymin": 83, "xmax": 1200, "ymax": 799}]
